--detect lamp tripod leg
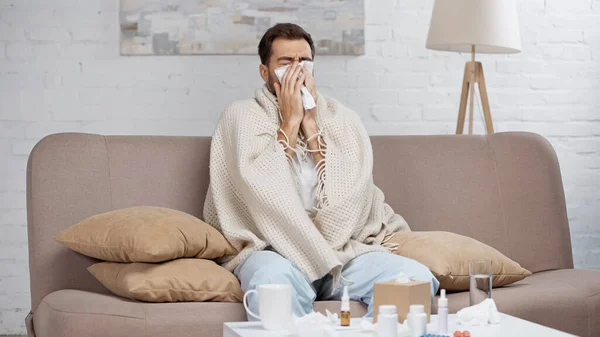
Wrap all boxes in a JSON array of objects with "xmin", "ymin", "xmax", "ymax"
[
  {"xmin": 456, "ymin": 65, "xmax": 470, "ymax": 134},
  {"xmin": 477, "ymin": 63, "xmax": 494, "ymax": 134},
  {"xmin": 468, "ymin": 45, "xmax": 476, "ymax": 135}
]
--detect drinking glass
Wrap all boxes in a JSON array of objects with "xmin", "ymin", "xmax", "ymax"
[{"xmin": 469, "ymin": 260, "xmax": 493, "ymax": 306}]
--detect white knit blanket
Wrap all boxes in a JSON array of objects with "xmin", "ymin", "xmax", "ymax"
[{"xmin": 203, "ymin": 86, "xmax": 410, "ymax": 282}]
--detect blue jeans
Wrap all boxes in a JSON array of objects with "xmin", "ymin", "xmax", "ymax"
[{"xmin": 234, "ymin": 250, "xmax": 440, "ymax": 320}]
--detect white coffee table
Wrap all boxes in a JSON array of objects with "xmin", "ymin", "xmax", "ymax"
[{"xmin": 224, "ymin": 313, "xmax": 577, "ymax": 337}]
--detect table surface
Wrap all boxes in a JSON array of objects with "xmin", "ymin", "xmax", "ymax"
[{"xmin": 223, "ymin": 313, "xmax": 577, "ymax": 337}]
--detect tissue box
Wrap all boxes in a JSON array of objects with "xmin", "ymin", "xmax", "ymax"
[{"xmin": 372, "ymin": 280, "xmax": 431, "ymax": 323}]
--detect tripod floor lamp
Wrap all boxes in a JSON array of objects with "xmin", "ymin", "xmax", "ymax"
[{"xmin": 426, "ymin": 0, "xmax": 522, "ymax": 135}]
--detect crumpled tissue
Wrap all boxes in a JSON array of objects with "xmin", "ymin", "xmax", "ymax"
[
  {"xmin": 274, "ymin": 61, "xmax": 316, "ymax": 110},
  {"xmin": 359, "ymin": 318, "xmax": 413, "ymax": 337},
  {"xmin": 325, "ymin": 309, "xmax": 339, "ymax": 323},
  {"xmin": 290, "ymin": 310, "xmax": 339, "ymax": 337},
  {"xmin": 457, "ymin": 298, "xmax": 501, "ymax": 326},
  {"xmin": 395, "ymin": 272, "xmax": 412, "ymax": 284}
]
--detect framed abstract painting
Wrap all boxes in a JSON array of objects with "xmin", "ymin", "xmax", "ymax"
[{"xmin": 120, "ymin": 0, "xmax": 365, "ymax": 56}]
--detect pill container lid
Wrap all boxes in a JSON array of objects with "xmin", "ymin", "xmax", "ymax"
[
  {"xmin": 378, "ymin": 305, "xmax": 397, "ymax": 315},
  {"xmin": 409, "ymin": 304, "xmax": 425, "ymax": 314}
]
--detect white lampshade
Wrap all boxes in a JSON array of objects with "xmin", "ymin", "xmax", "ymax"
[{"xmin": 426, "ymin": 0, "xmax": 522, "ymax": 54}]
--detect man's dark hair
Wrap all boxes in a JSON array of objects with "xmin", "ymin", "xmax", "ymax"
[{"xmin": 258, "ymin": 23, "xmax": 315, "ymax": 65}]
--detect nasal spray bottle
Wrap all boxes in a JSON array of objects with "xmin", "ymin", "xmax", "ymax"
[
  {"xmin": 340, "ymin": 285, "xmax": 351, "ymax": 326},
  {"xmin": 438, "ymin": 289, "xmax": 449, "ymax": 334}
]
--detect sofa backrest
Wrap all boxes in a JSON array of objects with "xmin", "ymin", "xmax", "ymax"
[{"xmin": 26, "ymin": 132, "xmax": 573, "ymax": 311}]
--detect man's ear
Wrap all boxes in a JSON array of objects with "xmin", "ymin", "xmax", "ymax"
[{"xmin": 259, "ymin": 64, "xmax": 268, "ymax": 83}]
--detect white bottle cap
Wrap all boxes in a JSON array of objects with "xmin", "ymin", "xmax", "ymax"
[
  {"xmin": 341, "ymin": 285, "xmax": 350, "ymax": 311},
  {"xmin": 438, "ymin": 289, "xmax": 448, "ymax": 308},
  {"xmin": 378, "ymin": 305, "xmax": 397, "ymax": 315},
  {"xmin": 409, "ymin": 304, "xmax": 425, "ymax": 314}
]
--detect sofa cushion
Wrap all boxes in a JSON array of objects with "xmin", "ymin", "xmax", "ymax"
[
  {"xmin": 33, "ymin": 290, "xmax": 146, "ymax": 337},
  {"xmin": 32, "ymin": 270, "xmax": 599, "ymax": 337},
  {"xmin": 389, "ymin": 231, "xmax": 531, "ymax": 290},
  {"xmin": 55, "ymin": 206, "xmax": 236, "ymax": 263},
  {"xmin": 431, "ymin": 269, "xmax": 600, "ymax": 337},
  {"xmin": 88, "ymin": 259, "xmax": 243, "ymax": 303},
  {"xmin": 32, "ymin": 289, "xmax": 367, "ymax": 337}
]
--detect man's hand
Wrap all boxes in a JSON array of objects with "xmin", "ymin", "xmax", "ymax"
[
  {"xmin": 301, "ymin": 63, "xmax": 318, "ymax": 135},
  {"xmin": 274, "ymin": 62, "xmax": 305, "ymax": 154},
  {"xmin": 300, "ymin": 65, "xmax": 325, "ymax": 163},
  {"xmin": 303, "ymin": 63, "xmax": 317, "ymax": 105},
  {"xmin": 274, "ymin": 62, "xmax": 305, "ymax": 129}
]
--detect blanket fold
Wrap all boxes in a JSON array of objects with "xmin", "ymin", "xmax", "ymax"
[{"xmin": 203, "ymin": 86, "xmax": 410, "ymax": 282}]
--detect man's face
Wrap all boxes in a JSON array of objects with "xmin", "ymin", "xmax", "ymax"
[{"xmin": 261, "ymin": 38, "xmax": 313, "ymax": 95}]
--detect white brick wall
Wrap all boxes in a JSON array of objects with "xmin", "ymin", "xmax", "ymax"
[{"xmin": 0, "ymin": 0, "xmax": 599, "ymax": 334}]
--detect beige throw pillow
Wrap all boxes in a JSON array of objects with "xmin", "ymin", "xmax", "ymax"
[
  {"xmin": 389, "ymin": 231, "xmax": 532, "ymax": 291},
  {"xmin": 55, "ymin": 206, "xmax": 236, "ymax": 263},
  {"xmin": 88, "ymin": 259, "xmax": 243, "ymax": 302}
]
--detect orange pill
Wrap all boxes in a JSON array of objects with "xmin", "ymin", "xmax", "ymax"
[
  {"xmin": 453, "ymin": 331, "xmax": 464, "ymax": 337},
  {"xmin": 463, "ymin": 331, "xmax": 471, "ymax": 337}
]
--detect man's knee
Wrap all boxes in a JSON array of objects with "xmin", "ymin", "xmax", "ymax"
[
  {"xmin": 369, "ymin": 253, "xmax": 438, "ymax": 294},
  {"xmin": 405, "ymin": 259, "xmax": 440, "ymax": 296},
  {"xmin": 379, "ymin": 254, "xmax": 432, "ymax": 280},
  {"xmin": 253, "ymin": 258, "xmax": 300, "ymax": 283},
  {"xmin": 410, "ymin": 260, "xmax": 435, "ymax": 282},
  {"xmin": 238, "ymin": 251, "xmax": 316, "ymax": 318},
  {"xmin": 239, "ymin": 251, "xmax": 307, "ymax": 287}
]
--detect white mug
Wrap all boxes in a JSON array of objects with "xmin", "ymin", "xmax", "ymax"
[{"xmin": 243, "ymin": 284, "xmax": 292, "ymax": 330}]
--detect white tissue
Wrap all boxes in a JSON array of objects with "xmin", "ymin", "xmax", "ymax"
[
  {"xmin": 274, "ymin": 61, "xmax": 316, "ymax": 110},
  {"xmin": 395, "ymin": 272, "xmax": 412, "ymax": 284},
  {"xmin": 291, "ymin": 311, "xmax": 339, "ymax": 337},
  {"xmin": 325, "ymin": 309, "xmax": 339, "ymax": 324},
  {"xmin": 457, "ymin": 298, "xmax": 501, "ymax": 326},
  {"xmin": 359, "ymin": 319, "xmax": 413, "ymax": 337}
]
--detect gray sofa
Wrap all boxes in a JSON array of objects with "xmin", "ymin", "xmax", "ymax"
[{"xmin": 25, "ymin": 132, "xmax": 600, "ymax": 337}]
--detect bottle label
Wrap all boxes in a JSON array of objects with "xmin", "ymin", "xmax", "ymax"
[{"xmin": 341, "ymin": 311, "xmax": 351, "ymax": 326}]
